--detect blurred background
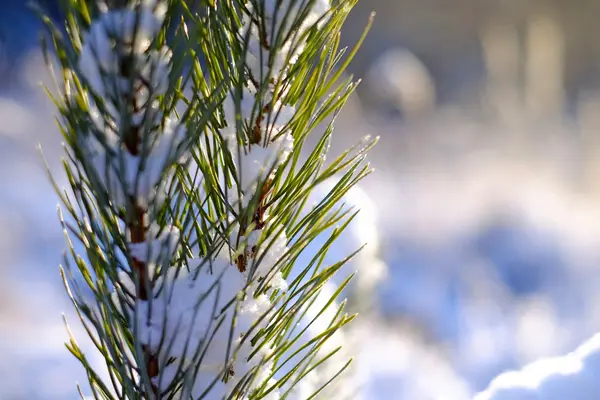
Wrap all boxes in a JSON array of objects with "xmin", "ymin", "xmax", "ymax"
[{"xmin": 3, "ymin": 0, "xmax": 600, "ymax": 398}]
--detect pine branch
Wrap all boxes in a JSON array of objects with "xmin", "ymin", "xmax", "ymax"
[{"xmin": 38, "ymin": 0, "xmax": 374, "ymax": 398}]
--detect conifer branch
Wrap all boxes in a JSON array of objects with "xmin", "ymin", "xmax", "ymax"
[{"xmin": 38, "ymin": 0, "xmax": 374, "ymax": 398}]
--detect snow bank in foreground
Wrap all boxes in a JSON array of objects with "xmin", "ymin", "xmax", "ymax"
[{"xmin": 475, "ymin": 332, "xmax": 600, "ymax": 400}]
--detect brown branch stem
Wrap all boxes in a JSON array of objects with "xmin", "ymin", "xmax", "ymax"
[
  {"xmin": 128, "ymin": 201, "xmax": 160, "ymax": 398},
  {"xmin": 124, "ymin": 92, "xmax": 160, "ymax": 396}
]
